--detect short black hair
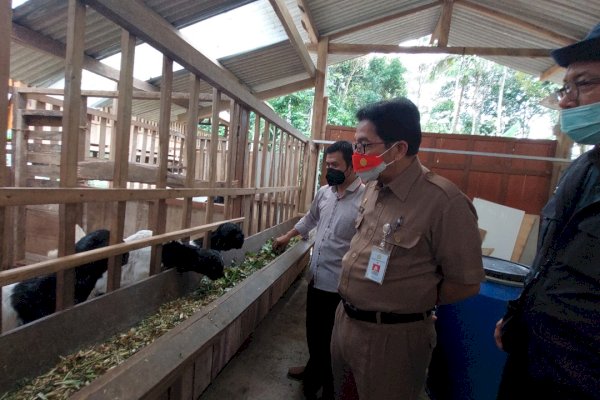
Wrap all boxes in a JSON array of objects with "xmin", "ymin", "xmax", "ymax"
[
  {"xmin": 325, "ymin": 140, "xmax": 353, "ymax": 169},
  {"xmin": 356, "ymin": 97, "xmax": 421, "ymax": 155}
]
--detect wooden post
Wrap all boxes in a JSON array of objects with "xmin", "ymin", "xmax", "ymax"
[
  {"xmin": 0, "ymin": 0, "xmax": 11, "ymax": 270},
  {"xmin": 258, "ymin": 120, "xmax": 270, "ymax": 232},
  {"xmin": 300, "ymin": 37, "xmax": 328, "ymax": 213},
  {"xmin": 224, "ymin": 100, "xmax": 239, "ymax": 219},
  {"xmin": 107, "ymin": 29, "xmax": 135, "ymax": 292},
  {"xmin": 233, "ymin": 107, "xmax": 249, "ymax": 223},
  {"xmin": 203, "ymin": 88, "xmax": 221, "ymax": 247},
  {"xmin": 181, "ymin": 74, "xmax": 201, "ymax": 235},
  {"xmin": 267, "ymin": 127, "xmax": 278, "ymax": 228},
  {"xmin": 247, "ymin": 115, "xmax": 262, "ymax": 235},
  {"xmin": 57, "ymin": 0, "xmax": 86, "ymax": 311},
  {"xmin": 10, "ymin": 92, "xmax": 26, "ymax": 268},
  {"xmin": 149, "ymin": 55, "xmax": 173, "ymax": 275}
]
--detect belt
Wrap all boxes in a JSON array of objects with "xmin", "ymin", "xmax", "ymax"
[{"xmin": 342, "ymin": 299, "xmax": 432, "ymax": 324}]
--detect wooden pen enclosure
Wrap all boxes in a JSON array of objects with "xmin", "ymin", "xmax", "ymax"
[
  {"xmin": 326, "ymin": 125, "xmax": 559, "ymax": 215},
  {"xmin": 1, "ymin": 0, "xmax": 312, "ymax": 395}
]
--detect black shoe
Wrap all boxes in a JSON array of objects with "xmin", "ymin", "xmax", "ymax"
[{"xmin": 287, "ymin": 365, "xmax": 305, "ymax": 381}]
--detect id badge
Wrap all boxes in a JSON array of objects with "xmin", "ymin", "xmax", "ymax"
[{"xmin": 365, "ymin": 245, "xmax": 390, "ymax": 284}]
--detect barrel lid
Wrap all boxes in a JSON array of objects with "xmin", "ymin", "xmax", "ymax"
[{"xmin": 482, "ymin": 256, "xmax": 530, "ymax": 283}]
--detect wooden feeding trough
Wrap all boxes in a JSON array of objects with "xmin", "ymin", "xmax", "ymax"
[{"xmin": 0, "ymin": 218, "xmax": 313, "ymax": 397}]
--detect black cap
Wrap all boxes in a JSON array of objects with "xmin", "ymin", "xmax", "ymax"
[{"xmin": 551, "ymin": 23, "xmax": 600, "ymax": 67}]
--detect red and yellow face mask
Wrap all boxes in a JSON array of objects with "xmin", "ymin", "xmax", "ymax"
[{"xmin": 351, "ymin": 143, "xmax": 398, "ymax": 182}]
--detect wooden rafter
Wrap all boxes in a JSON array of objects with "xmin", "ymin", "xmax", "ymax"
[
  {"xmin": 296, "ymin": 0, "xmax": 318, "ymax": 43},
  {"xmin": 457, "ymin": 0, "xmax": 576, "ymax": 46},
  {"xmin": 12, "ymin": 23, "xmax": 158, "ymax": 92},
  {"xmin": 269, "ymin": 0, "xmax": 315, "ymax": 78},
  {"xmin": 256, "ymin": 77, "xmax": 314, "ymax": 100},
  {"xmin": 309, "ymin": 43, "xmax": 552, "ymax": 57},
  {"xmin": 430, "ymin": 0, "xmax": 454, "ymax": 47},
  {"xmin": 328, "ymin": 2, "xmax": 439, "ymax": 41}
]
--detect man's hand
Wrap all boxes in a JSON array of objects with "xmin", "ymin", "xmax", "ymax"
[
  {"xmin": 273, "ymin": 234, "xmax": 291, "ymax": 253},
  {"xmin": 494, "ymin": 318, "xmax": 504, "ymax": 350}
]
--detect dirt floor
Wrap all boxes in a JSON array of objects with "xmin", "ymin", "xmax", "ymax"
[{"xmin": 200, "ymin": 274, "xmax": 432, "ymax": 400}]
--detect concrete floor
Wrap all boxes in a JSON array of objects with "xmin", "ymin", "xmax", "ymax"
[
  {"xmin": 200, "ymin": 276, "xmax": 309, "ymax": 400},
  {"xmin": 200, "ymin": 275, "xmax": 431, "ymax": 400}
]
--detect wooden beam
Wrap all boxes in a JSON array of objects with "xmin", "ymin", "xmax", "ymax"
[
  {"xmin": 11, "ymin": 22, "xmax": 158, "ymax": 92},
  {"xmin": 431, "ymin": 0, "xmax": 454, "ymax": 47},
  {"xmin": 0, "ymin": 218, "xmax": 244, "ymax": 286},
  {"xmin": 319, "ymin": 43, "xmax": 552, "ymax": 57},
  {"xmin": 255, "ymin": 78, "xmax": 315, "ymax": 100},
  {"xmin": 269, "ymin": 0, "xmax": 315, "ymax": 78},
  {"xmin": 328, "ymin": 2, "xmax": 440, "ymax": 41},
  {"xmin": 13, "ymin": 87, "xmax": 214, "ymax": 101},
  {"xmin": 0, "ymin": 186, "xmax": 299, "ymax": 207},
  {"xmin": 83, "ymin": 0, "xmax": 307, "ymax": 142},
  {"xmin": 296, "ymin": 0, "xmax": 318, "ymax": 43},
  {"xmin": 457, "ymin": 0, "xmax": 576, "ymax": 46}
]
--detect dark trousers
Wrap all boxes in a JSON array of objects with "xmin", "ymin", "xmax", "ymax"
[{"xmin": 304, "ymin": 283, "xmax": 341, "ymax": 399}]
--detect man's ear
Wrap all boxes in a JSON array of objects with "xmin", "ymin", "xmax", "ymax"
[{"xmin": 394, "ymin": 141, "xmax": 409, "ymax": 159}]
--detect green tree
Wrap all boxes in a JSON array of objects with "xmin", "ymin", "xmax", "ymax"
[
  {"xmin": 327, "ymin": 56, "xmax": 407, "ymax": 126},
  {"xmin": 267, "ymin": 88, "xmax": 314, "ymax": 136},
  {"xmin": 269, "ymin": 55, "xmax": 408, "ymax": 132}
]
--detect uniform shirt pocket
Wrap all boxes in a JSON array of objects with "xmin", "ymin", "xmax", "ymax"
[{"xmin": 385, "ymin": 226, "xmax": 421, "ymax": 249}]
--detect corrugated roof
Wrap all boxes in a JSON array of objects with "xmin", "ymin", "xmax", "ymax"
[{"xmin": 8, "ymin": 0, "xmax": 600, "ymax": 121}]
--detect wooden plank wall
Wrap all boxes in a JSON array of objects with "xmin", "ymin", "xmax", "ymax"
[
  {"xmin": 326, "ymin": 125, "xmax": 558, "ymax": 215},
  {"xmin": 1, "ymin": 0, "xmax": 308, "ymax": 328}
]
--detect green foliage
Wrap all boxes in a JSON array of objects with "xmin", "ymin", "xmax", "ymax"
[
  {"xmin": 424, "ymin": 55, "xmax": 559, "ymax": 137},
  {"xmin": 268, "ymin": 89, "xmax": 314, "ymax": 135},
  {"xmin": 327, "ymin": 56, "xmax": 407, "ymax": 126},
  {"xmin": 268, "ymin": 56, "xmax": 407, "ymax": 131},
  {"xmin": 268, "ymin": 53, "xmax": 557, "ymax": 139}
]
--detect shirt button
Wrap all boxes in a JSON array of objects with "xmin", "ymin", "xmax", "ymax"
[
  {"xmin": 352, "ymin": 252, "xmax": 357, "ymax": 258},
  {"xmin": 367, "ymin": 229, "xmax": 373, "ymax": 235},
  {"xmin": 376, "ymin": 203, "xmax": 382, "ymax": 208}
]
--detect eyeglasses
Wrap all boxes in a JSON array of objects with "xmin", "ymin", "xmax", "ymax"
[
  {"xmin": 352, "ymin": 142, "xmax": 387, "ymax": 154},
  {"xmin": 555, "ymin": 79, "xmax": 600, "ymax": 101}
]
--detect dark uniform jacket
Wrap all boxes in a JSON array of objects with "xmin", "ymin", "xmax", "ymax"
[{"xmin": 518, "ymin": 146, "xmax": 600, "ymax": 397}]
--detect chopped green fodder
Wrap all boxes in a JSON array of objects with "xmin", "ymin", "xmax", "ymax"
[{"xmin": 1, "ymin": 238, "xmax": 299, "ymax": 400}]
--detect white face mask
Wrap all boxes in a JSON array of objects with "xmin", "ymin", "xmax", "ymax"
[{"xmin": 356, "ymin": 161, "xmax": 387, "ymax": 182}]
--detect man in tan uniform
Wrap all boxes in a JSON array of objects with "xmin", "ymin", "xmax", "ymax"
[{"xmin": 331, "ymin": 97, "xmax": 484, "ymax": 400}]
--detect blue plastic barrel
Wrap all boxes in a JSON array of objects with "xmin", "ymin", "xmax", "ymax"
[{"xmin": 427, "ymin": 256, "xmax": 530, "ymax": 400}]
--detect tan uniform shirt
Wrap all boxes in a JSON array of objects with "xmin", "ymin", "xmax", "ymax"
[{"xmin": 338, "ymin": 157, "xmax": 484, "ymax": 314}]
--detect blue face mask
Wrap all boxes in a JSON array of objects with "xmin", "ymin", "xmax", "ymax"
[{"xmin": 560, "ymin": 102, "xmax": 600, "ymax": 144}]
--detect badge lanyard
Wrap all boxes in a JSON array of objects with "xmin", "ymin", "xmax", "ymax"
[{"xmin": 364, "ymin": 223, "xmax": 392, "ymax": 284}]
